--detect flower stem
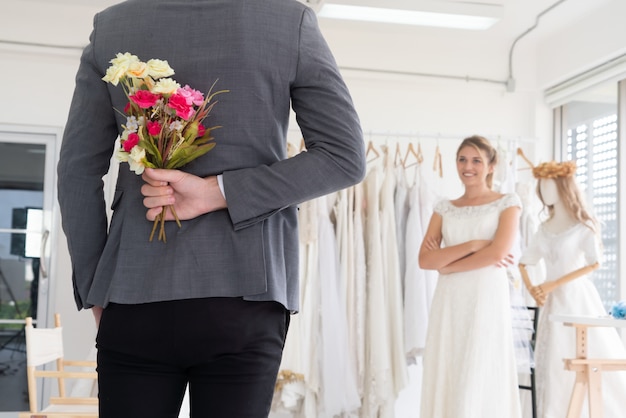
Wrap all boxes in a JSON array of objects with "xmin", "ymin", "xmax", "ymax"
[{"xmin": 148, "ymin": 205, "xmax": 181, "ymax": 242}]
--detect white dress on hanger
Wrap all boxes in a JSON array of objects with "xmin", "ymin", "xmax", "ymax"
[
  {"xmin": 420, "ymin": 194, "xmax": 523, "ymax": 418},
  {"xmin": 317, "ymin": 192, "xmax": 360, "ymax": 417},
  {"xmin": 403, "ymin": 166, "xmax": 428, "ymax": 359},
  {"xmin": 380, "ymin": 154, "xmax": 409, "ymax": 400},
  {"xmin": 520, "ymin": 223, "xmax": 626, "ymax": 418},
  {"xmin": 272, "ymin": 197, "xmax": 319, "ymax": 418},
  {"xmin": 352, "ymin": 182, "xmax": 367, "ymax": 399},
  {"xmin": 394, "ymin": 164, "xmax": 410, "ymax": 286},
  {"xmin": 362, "ymin": 165, "xmax": 394, "ymax": 418}
]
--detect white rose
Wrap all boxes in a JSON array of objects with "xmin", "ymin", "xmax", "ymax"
[
  {"xmin": 153, "ymin": 78, "xmax": 181, "ymax": 95},
  {"xmin": 147, "ymin": 59, "xmax": 175, "ymax": 79}
]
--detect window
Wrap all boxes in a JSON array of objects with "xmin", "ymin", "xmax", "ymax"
[{"xmin": 560, "ymin": 81, "xmax": 619, "ymax": 311}]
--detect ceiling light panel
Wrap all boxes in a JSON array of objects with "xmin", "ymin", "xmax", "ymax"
[{"xmin": 318, "ymin": 0, "xmax": 503, "ymax": 30}]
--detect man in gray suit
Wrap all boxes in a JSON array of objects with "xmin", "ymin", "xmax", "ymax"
[{"xmin": 57, "ymin": 0, "xmax": 365, "ymax": 416}]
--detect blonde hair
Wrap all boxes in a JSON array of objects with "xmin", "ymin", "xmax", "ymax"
[
  {"xmin": 536, "ymin": 176, "xmax": 598, "ymax": 234},
  {"xmin": 456, "ymin": 135, "xmax": 498, "ymax": 189}
]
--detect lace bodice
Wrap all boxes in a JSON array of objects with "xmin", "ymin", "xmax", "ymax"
[{"xmin": 434, "ymin": 193, "xmax": 521, "ymax": 247}]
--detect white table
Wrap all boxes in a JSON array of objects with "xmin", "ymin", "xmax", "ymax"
[{"xmin": 550, "ymin": 314, "xmax": 626, "ymax": 418}]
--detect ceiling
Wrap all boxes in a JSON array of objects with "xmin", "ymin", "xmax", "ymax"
[
  {"xmin": 9, "ymin": 0, "xmax": 612, "ymax": 89},
  {"xmin": 0, "ymin": 0, "xmax": 616, "ymax": 190},
  {"xmin": 15, "ymin": 0, "xmax": 611, "ymax": 50}
]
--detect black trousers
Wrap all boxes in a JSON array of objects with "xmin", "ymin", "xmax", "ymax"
[{"xmin": 96, "ymin": 297, "xmax": 290, "ymax": 418}]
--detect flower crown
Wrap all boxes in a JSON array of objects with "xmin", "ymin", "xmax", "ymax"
[
  {"xmin": 516, "ymin": 148, "xmax": 576, "ymax": 179},
  {"xmin": 532, "ymin": 160, "xmax": 577, "ymax": 179}
]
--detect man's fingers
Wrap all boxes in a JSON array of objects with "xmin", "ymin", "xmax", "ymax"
[{"xmin": 144, "ymin": 167, "xmax": 186, "ymax": 184}]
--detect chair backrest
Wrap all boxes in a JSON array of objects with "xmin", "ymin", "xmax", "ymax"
[
  {"xmin": 25, "ymin": 316, "xmax": 64, "ymax": 367},
  {"xmin": 21, "ymin": 314, "xmax": 98, "ymax": 417}
]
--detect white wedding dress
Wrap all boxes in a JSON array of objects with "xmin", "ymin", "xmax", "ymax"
[
  {"xmin": 420, "ymin": 194, "xmax": 523, "ymax": 418},
  {"xmin": 520, "ymin": 223, "xmax": 626, "ymax": 418}
]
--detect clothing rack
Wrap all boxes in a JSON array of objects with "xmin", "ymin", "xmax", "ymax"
[{"xmin": 288, "ymin": 127, "xmax": 537, "ymax": 144}]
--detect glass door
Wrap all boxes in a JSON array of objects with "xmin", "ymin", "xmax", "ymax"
[{"xmin": 0, "ymin": 127, "xmax": 57, "ymax": 414}]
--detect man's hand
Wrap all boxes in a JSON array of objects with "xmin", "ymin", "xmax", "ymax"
[
  {"xmin": 141, "ymin": 168, "xmax": 227, "ymax": 221},
  {"xmin": 92, "ymin": 306, "xmax": 103, "ymax": 328}
]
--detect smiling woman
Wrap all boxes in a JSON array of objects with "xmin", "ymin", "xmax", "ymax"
[{"xmin": 418, "ymin": 135, "xmax": 523, "ymax": 418}]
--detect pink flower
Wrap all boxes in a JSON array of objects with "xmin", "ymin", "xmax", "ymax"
[
  {"xmin": 123, "ymin": 132, "xmax": 140, "ymax": 152},
  {"xmin": 167, "ymin": 93, "xmax": 195, "ymax": 120},
  {"xmin": 130, "ymin": 90, "xmax": 161, "ymax": 109},
  {"xmin": 147, "ymin": 120, "xmax": 162, "ymax": 136},
  {"xmin": 178, "ymin": 85, "xmax": 205, "ymax": 106}
]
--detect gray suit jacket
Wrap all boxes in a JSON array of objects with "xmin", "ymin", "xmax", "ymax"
[{"xmin": 57, "ymin": 0, "xmax": 365, "ymax": 312}]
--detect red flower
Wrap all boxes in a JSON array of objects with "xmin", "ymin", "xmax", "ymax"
[
  {"xmin": 123, "ymin": 132, "xmax": 140, "ymax": 152},
  {"xmin": 147, "ymin": 121, "xmax": 162, "ymax": 136},
  {"xmin": 130, "ymin": 90, "xmax": 161, "ymax": 109},
  {"xmin": 197, "ymin": 124, "xmax": 206, "ymax": 137},
  {"xmin": 167, "ymin": 93, "xmax": 195, "ymax": 120}
]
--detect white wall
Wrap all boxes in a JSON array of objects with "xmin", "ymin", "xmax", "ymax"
[
  {"xmin": 1, "ymin": 0, "xmax": 625, "ymax": 386},
  {"xmin": 537, "ymin": 0, "xmax": 626, "ymax": 90}
]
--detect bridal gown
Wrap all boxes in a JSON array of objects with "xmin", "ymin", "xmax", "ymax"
[
  {"xmin": 520, "ymin": 223, "xmax": 626, "ymax": 418},
  {"xmin": 420, "ymin": 194, "xmax": 523, "ymax": 418}
]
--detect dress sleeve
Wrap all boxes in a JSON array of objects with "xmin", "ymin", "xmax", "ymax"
[
  {"xmin": 580, "ymin": 225, "xmax": 602, "ymax": 265},
  {"xmin": 433, "ymin": 199, "xmax": 448, "ymax": 216},
  {"xmin": 500, "ymin": 193, "xmax": 522, "ymax": 211},
  {"xmin": 519, "ymin": 229, "xmax": 544, "ymax": 265}
]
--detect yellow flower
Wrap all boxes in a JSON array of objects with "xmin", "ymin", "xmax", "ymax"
[
  {"xmin": 127, "ymin": 61, "xmax": 149, "ymax": 79},
  {"xmin": 111, "ymin": 52, "xmax": 139, "ymax": 67},
  {"xmin": 153, "ymin": 78, "xmax": 181, "ymax": 95},
  {"xmin": 102, "ymin": 52, "xmax": 140, "ymax": 85},
  {"xmin": 147, "ymin": 59, "xmax": 175, "ymax": 79}
]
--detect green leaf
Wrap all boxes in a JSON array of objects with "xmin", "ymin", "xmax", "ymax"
[
  {"xmin": 166, "ymin": 143, "xmax": 216, "ymax": 169},
  {"xmin": 138, "ymin": 134, "xmax": 163, "ymax": 167}
]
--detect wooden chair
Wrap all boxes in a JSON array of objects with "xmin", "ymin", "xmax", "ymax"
[{"xmin": 18, "ymin": 313, "xmax": 98, "ymax": 418}]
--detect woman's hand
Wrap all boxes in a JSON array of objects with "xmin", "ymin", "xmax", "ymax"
[
  {"xmin": 422, "ymin": 236, "xmax": 441, "ymax": 251},
  {"xmin": 495, "ymin": 253, "xmax": 515, "ymax": 268}
]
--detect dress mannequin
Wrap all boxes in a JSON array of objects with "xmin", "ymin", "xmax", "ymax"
[
  {"xmin": 518, "ymin": 161, "xmax": 626, "ymax": 418},
  {"xmin": 520, "ymin": 177, "xmax": 598, "ymax": 306}
]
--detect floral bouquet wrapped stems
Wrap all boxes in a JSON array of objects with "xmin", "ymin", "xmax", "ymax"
[{"xmin": 102, "ymin": 52, "xmax": 228, "ymax": 242}]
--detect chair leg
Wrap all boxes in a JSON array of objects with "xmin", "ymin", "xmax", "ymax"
[{"xmin": 530, "ymin": 367, "xmax": 537, "ymax": 418}]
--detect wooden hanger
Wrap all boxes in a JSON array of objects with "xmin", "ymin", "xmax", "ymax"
[
  {"xmin": 433, "ymin": 145, "xmax": 443, "ymax": 177},
  {"xmin": 516, "ymin": 147, "xmax": 534, "ymax": 169},
  {"xmin": 402, "ymin": 142, "xmax": 424, "ymax": 168},
  {"xmin": 366, "ymin": 140, "xmax": 380, "ymax": 163}
]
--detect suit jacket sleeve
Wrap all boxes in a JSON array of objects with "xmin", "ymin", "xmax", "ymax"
[
  {"xmin": 57, "ymin": 17, "xmax": 119, "ymax": 310},
  {"xmin": 222, "ymin": 8, "xmax": 366, "ymax": 230}
]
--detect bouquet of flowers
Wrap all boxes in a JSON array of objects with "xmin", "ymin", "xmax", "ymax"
[{"xmin": 102, "ymin": 52, "xmax": 228, "ymax": 242}]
